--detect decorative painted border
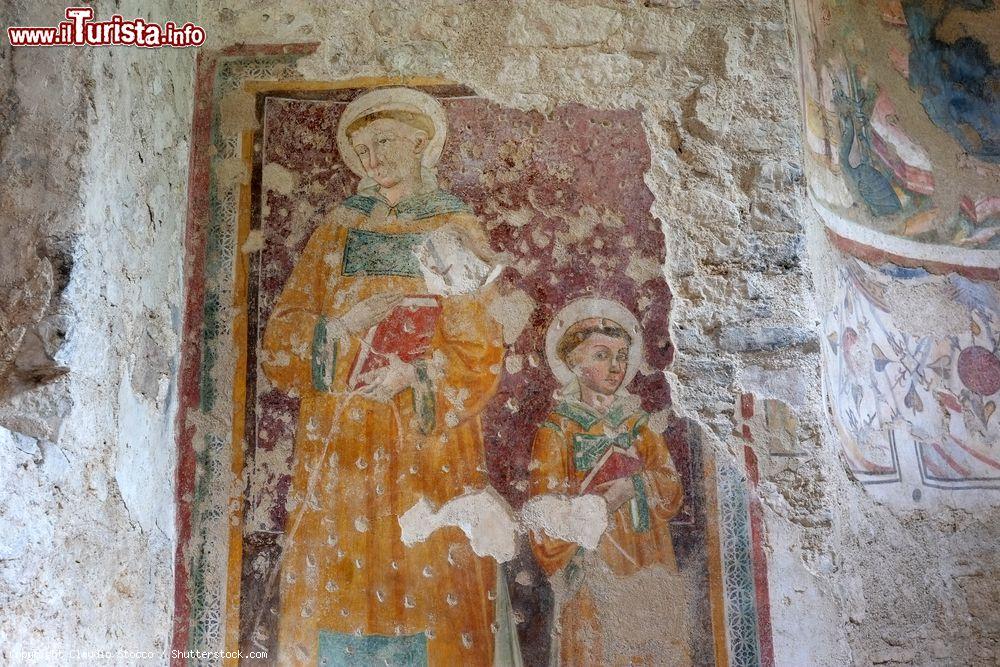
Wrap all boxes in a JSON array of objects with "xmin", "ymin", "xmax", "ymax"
[
  {"xmin": 172, "ymin": 46, "xmax": 775, "ymax": 666},
  {"xmin": 171, "ymin": 44, "xmax": 319, "ymax": 666},
  {"xmin": 817, "ymin": 202, "xmax": 1000, "ymax": 277},
  {"xmin": 718, "ymin": 396, "xmax": 776, "ymax": 667},
  {"xmin": 717, "ymin": 462, "xmax": 763, "ymax": 667},
  {"xmin": 734, "ymin": 396, "xmax": 778, "ymax": 666},
  {"xmin": 821, "ymin": 255, "xmax": 1000, "ymax": 499}
]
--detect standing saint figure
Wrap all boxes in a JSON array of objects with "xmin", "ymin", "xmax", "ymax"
[
  {"xmin": 261, "ymin": 87, "xmax": 504, "ymax": 666},
  {"xmin": 529, "ymin": 298, "xmax": 691, "ymax": 666}
]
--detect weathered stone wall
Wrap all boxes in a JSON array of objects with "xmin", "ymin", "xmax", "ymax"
[
  {"xmin": 0, "ymin": 0, "xmax": 195, "ymax": 660},
  {"xmin": 186, "ymin": 1, "xmax": 1000, "ymax": 662}
]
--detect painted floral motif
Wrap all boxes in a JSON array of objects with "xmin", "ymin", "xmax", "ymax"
[
  {"xmin": 958, "ymin": 345, "xmax": 1000, "ymax": 398},
  {"xmin": 824, "ymin": 258, "xmax": 1000, "ymax": 491}
]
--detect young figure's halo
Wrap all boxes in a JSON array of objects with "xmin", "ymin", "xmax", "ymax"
[
  {"xmin": 336, "ymin": 87, "xmax": 449, "ymax": 180},
  {"xmin": 544, "ymin": 297, "xmax": 644, "ymax": 388}
]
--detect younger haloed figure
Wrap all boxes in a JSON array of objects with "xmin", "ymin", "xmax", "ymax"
[{"xmin": 529, "ymin": 315, "xmax": 692, "ymax": 666}]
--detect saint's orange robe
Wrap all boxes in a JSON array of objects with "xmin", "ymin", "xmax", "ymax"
[
  {"xmin": 261, "ymin": 190, "xmax": 503, "ymax": 666},
  {"xmin": 529, "ymin": 395, "xmax": 685, "ymax": 666}
]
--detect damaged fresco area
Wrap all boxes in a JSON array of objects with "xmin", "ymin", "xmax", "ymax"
[
  {"xmin": 793, "ymin": 0, "xmax": 1000, "ymax": 512},
  {"xmin": 168, "ymin": 51, "xmax": 781, "ymax": 667},
  {"xmin": 823, "ymin": 253, "xmax": 1000, "ymax": 501},
  {"xmin": 791, "ymin": 0, "xmax": 1000, "ymax": 249},
  {"xmin": 242, "ymin": 83, "xmax": 703, "ymax": 666}
]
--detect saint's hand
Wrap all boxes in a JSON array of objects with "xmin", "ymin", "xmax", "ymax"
[
  {"xmin": 595, "ymin": 477, "xmax": 636, "ymax": 514},
  {"xmin": 336, "ymin": 293, "xmax": 405, "ymax": 335},
  {"xmin": 358, "ymin": 357, "xmax": 418, "ymax": 404}
]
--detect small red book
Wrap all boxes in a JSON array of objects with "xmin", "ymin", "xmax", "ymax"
[
  {"xmin": 347, "ymin": 296, "xmax": 442, "ymax": 390},
  {"xmin": 580, "ymin": 445, "xmax": 644, "ymax": 494}
]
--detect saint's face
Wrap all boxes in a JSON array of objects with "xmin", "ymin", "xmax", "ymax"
[
  {"xmin": 569, "ymin": 332, "xmax": 629, "ymax": 397},
  {"xmin": 349, "ymin": 118, "xmax": 426, "ymax": 191}
]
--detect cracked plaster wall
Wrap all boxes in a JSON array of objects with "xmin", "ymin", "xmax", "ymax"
[
  {"xmin": 192, "ymin": 0, "xmax": 839, "ymax": 663},
  {"xmin": 0, "ymin": 0, "xmax": 195, "ymax": 660},
  {"xmin": 1, "ymin": 0, "xmax": 996, "ymax": 665}
]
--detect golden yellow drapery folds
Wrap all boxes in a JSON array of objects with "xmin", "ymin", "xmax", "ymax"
[{"xmin": 261, "ymin": 192, "xmax": 503, "ymax": 666}]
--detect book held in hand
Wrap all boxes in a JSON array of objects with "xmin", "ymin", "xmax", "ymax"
[
  {"xmin": 347, "ymin": 295, "xmax": 442, "ymax": 390},
  {"xmin": 580, "ymin": 445, "xmax": 644, "ymax": 494}
]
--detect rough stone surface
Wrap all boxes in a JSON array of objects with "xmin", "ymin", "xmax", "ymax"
[{"xmin": 0, "ymin": 0, "xmax": 194, "ymax": 660}]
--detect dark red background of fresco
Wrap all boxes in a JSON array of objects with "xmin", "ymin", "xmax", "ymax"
[
  {"xmin": 242, "ymin": 88, "xmax": 710, "ymax": 666},
  {"xmin": 253, "ymin": 92, "xmax": 687, "ymax": 519}
]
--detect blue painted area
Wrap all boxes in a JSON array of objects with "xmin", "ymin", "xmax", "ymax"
[
  {"xmin": 878, "ymin": 264, "xmax": 929, "ymax": 280},
  {"xmin": 318, "ymin": 631, "xmax": 428, "ymax": 666},
  {"xmin": 397, "ymin": 190, "xmax": 470, "ymax": 219},
  {"xmin": 341, "ymin": 228, "xmax": 427, "ymax": 277},
  {"xmin": 343, "ymin": 194, "xmax": 379, "ymax": 215},
  {"xmin": 833, "ymin": 67, "xmax": 903, "ymax": 216},
  {"xmin": 342, "ymin": 190, "xmax": 470, "ymax": 219},
  {"xmin": 904, "ymin": 1, "xmax": 1000, "ymax": 162},
  {"xmin": 948, "ymin": 274, "xmax": 1000, "ymax": 315}
]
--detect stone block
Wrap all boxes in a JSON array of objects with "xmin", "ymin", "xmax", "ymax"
[{"xmin": 718, "ymin": 325, "xmax": 818, "ymax": 352}]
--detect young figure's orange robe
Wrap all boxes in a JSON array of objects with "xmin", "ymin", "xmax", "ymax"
[
  {"xmin": 261, "ymin": 190, "xmax": 503, "ymax": 666},
  {"xmin": 529, "ymin": 393, "xmax": 685, "ymax": 666}
]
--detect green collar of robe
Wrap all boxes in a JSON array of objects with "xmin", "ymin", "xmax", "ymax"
[{"xmin": 343, "ymin": 189, "xmax": 470, "ymax": 220}]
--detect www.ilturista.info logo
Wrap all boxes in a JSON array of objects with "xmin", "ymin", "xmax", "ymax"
[{"xmin": 7, "ymin": 7, "xmax": 205, "ymax": 47}]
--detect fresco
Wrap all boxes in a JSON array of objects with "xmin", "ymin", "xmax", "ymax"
[
  {"xmin": 791, "ymin": 0, "xmax": 1000, "ymax": 249},
  {"xmin": 793, "ymin": 1, "xmax": 1000, "ymax": 505},
  {"xmin": 172, "ymin": 47, "xmax": 775, "ymax": 667},
  {"xmin": 823, "ymin": 254, "xmax": 1000, "ymax": 495},
  {"xmin": 249, "ymin": 84, "xmax": 705, "ymax": 666},
  {"xmin": 529, "ymin": 299, "xmax": 690, "ymax": 663},
  {"xmin": 904, "ymin": 1, "xmax": 1000, "ymax": 164}
]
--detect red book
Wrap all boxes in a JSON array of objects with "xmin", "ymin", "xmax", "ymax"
[
  {"xmin": 580, "ymin": 445, "xmax": 644, "ymax": 494},
  {"xmin": 347, "ymin": 296, "xmax": 442, "ymax": 390}
]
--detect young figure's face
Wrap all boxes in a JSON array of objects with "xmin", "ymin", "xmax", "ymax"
[
  {"xmin": 568, "ymin": 332, "xmax": 629, "ymax": 397},
  {"xmin": 349, "ymin": 118, "xmax": 427, "ymax": 190}
]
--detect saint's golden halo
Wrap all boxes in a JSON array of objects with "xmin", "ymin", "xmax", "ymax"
[
  {"xmin": 336, "ymin": 87, "xmax": 449, "ymax": 179},
  {"xmin": 544, "ymin": 297, "xmax": 644, "ymax": 388}
]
